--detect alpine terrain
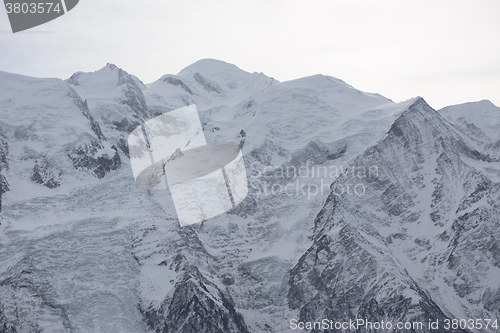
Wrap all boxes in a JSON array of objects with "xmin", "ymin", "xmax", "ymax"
[{"xmin": 0, "ymin": 59, "xmax": 498, "ymax": 332}]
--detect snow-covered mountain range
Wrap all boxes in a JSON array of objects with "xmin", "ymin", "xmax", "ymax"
[{"xmin": 0, "ymin": 59, "xmax": 498, "ymax": 332}]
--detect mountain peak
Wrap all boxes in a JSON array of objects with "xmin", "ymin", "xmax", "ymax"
[
  {"xmin": 104, "ymin": 63, "xmax": 119, "ymax": 71},
  {"xmin": 440, "ymin": 99, "xmax": 498, "ymax": 112},
  {"xmin": 178, "ymin": 59, "xmax": 243, "ymax": 75},
  {"xmin": 66, "ymin": 63, "xmax": 135, "ymax": 89},
  {"xmin": 438, "ymin": 99, "xmax": 500, "ymax": 126},
  {"xmin": 97, "ymin": 63, "xmax": 128, "ymax": 76},
  {"xmin": 176, "ymin": 59, "xmax": 271, "ymax": 85},
  {"xmin": 389, "ymin": 97, "xmax": 442, "ymax": 131}
]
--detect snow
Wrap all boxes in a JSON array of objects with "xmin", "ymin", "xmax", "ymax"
[
  {"xmin": 1, "ymin": 60, "xmax": 499, "ymax": 332},
  {"xmin": 439, "ymin": 100, "xmax": 500, "ymax": 142}
]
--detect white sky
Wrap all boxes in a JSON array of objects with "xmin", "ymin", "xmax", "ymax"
[{"xmin": 0, "ymin": 0, "xmax": 499, "ymax": 109}]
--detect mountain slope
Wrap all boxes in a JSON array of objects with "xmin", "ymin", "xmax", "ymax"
[{"xmin": 288, "ymin": 98, "xmax": 500, "ymax": 332}]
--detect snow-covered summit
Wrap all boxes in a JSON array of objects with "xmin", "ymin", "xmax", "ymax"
[
  {"xmin": 439, "ymin": 100, "xmax": 500, "ymax": 141},
  {"xmin": 438, "ymin": 100, "xmax": 500, "ymax": 161},
  {"xmin": 66, "ymin": 64, "xmax": 150, "ymax": 154},
  {"xmin": 147, "ymin": 59, "xmax": 276, "ymax": 111},
  {"xmin": 177, "ymin": 58, "xmax": 262, "ymax": 80}
]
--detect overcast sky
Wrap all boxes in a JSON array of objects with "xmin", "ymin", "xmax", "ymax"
[{"xmin": 1, "ymin": 0, "xmax": 499, "ymax": 109}]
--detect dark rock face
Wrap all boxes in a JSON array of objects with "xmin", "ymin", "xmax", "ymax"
[
  {"xmin": 0, "ymin": 130, "xmax": 8, "ymax": 213},
  {"xmin": 288, "ymin": 98, "xmax": 500, "ymax": 332},
  {"xmin": 68, "ymin": 88, "xmax": 107, "ymax": 141},
  {"xmin": 117, "ymin": 138, "xmax": 130, "ymax": 158},
  {"xmin": 111, "ymin": 118, "xmax": 140, "ymax": 134},
  {"xmin": 144, "ymin": 267, "xmax": 250, "ymax": 333},
  {"xmin": 117, "ymin": 68, "xmax": 149, "ymax": 120},
  {"xmin": 68, "ymin": 138, "xmax": 121, "ymax": 179},
  {"xmin": 221, "ymin": 273, "xmax": 235, "ymax": 286},
  {"xmin": 163, "ymin": 76, "xmax": 195, "ymax": 95},
  {"xmin": 193, "ymin": 73, "xmax": 222, "ymax": 94},
  {"xmin": 31, "ymin": 158, "xmax": 62, "ymax": 189},
  {"xmin": 327, "ymin": 145, "xmax": 347, "ymax": 160},
  {"xmin": 0, "ymin": 175, "xmax": 8, "ymax": 213},
  {"xmin": 0, "ymin": 132, "xmax": 8, "ymax": 172}
]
